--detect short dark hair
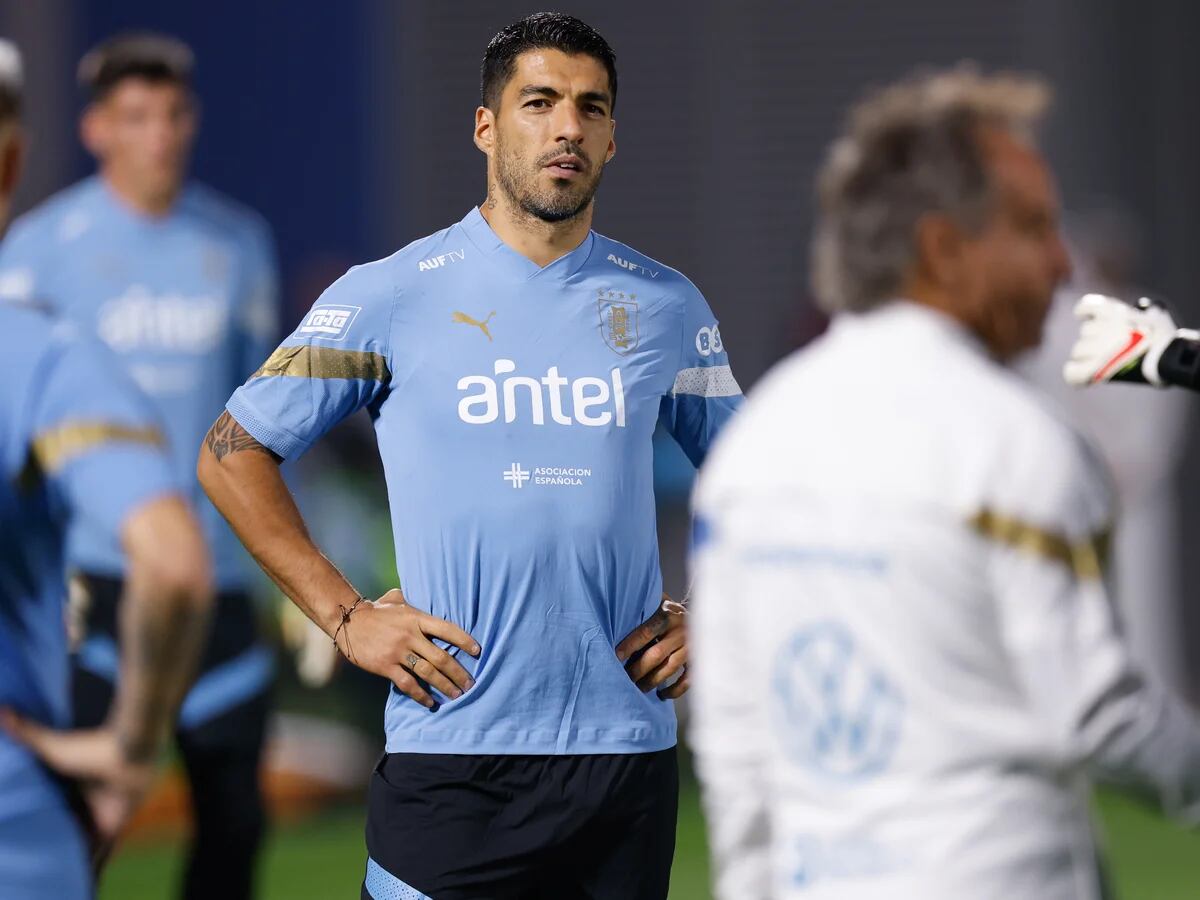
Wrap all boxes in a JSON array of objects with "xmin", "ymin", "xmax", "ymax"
[
  {"xmin": 481, "ymin": 13, "xmax": 617, "ymax": 112},
  {"xmin": 78, "ymin": 32, "xmax": 194, "ymax": 101}
]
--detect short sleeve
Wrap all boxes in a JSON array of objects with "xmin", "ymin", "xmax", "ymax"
[
  {"xmin": 32, "ymin": 326, "xmax": 178, "ymax": 537},
  {"xmin": 226, "ymin": 263, "xmax": 394, "ymax": 460},
  {"xmin": 658, "ymin": 283, "xmax": 743, "ymax": 467}
]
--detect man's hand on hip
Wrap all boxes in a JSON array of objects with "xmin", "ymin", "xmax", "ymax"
[
  {"xmin": 0, "ymin": 709, "xmax": 155, "ymax": 869},
  {"xmin": 337, "ymin": 588, "xmax": 480, "ymax": 709},
  {"xmin": 616, "ymin": 594, "xmax": 689, "ymax": 700}
]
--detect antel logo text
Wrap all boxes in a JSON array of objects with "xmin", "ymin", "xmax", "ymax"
[
  {"xmin": 297, "ymin": 304, "xmax": 361, "ymax": 341},
  {"xmin": 458, "ymin": 359, "xmax": 626, "ymax": 427},
  {"xmin": 98, "ymin": 287, "xmax": 227, "ymax": 353}
]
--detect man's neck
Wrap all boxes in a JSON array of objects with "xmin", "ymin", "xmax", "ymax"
[
  {"xmin": 903, "ymin": 279, "xmax": 968, "ymax": 328},
  {"xmin": 478, "ymin": 189, "xmax": 592, "ymax": 268},
  {"xmin": 901, "ymin": 279, "xmax": 996, "ymax": 357},
  {"xmin": 101, "ymin": 168, "xmax": 179, "ymax": 218}
]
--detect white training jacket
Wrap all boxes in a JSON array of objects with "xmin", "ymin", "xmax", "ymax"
[{"xmin": 689, "ymin": 301, "xmax": 1200, "ymax": 900}]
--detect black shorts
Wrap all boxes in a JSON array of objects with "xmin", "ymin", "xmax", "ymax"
[
  {"xmin": 363, "ymin": 749, "xmax": 679, "ymax": 900},
  {"xmin": 71, "ymin": 572, "xmax": 271, "ymax": 747}
]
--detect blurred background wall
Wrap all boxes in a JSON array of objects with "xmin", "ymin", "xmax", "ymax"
[
  {"xmin": 5, "ymin": 0, "xmax": 1200, "ymax": 705},
  {"xmin": 6, "ymin": 1, "xmax": 1199, "ymax": 367},
  {"xmin": 6, "ymin": 0, "xmax": 1200, "ymax": 692}
]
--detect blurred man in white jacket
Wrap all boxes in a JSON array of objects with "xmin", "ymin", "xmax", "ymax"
[{"xmin": 690, "ymin": 68, "xmax": 1200, "ymax": 900}]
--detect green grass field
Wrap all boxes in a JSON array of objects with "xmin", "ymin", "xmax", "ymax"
[{"xmin": 99, "ymin": 784, "xmax": 1199, "ymax": 899}]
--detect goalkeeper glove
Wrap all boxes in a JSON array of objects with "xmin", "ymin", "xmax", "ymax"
[{"xmin": 1063, "ymin": 293, "xmax": 1199, "ymax": 387}]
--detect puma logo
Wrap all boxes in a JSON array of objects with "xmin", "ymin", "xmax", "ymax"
[{"xmin": 452, "ymin": 310, "xmax": 496, "ymax": 341}]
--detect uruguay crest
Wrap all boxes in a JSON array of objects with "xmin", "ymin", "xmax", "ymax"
[{"xmin": 597, "ymin": 289, "xmax": 639, "ymax": 356}]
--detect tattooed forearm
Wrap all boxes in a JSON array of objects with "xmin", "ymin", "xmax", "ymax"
[
  {"xmin": 118, "ymin": 603, "xmax": 208, "ymax": 763},
  {"xmin": 203, "ymin": 411, "xmax": 277, "ymax": 462}
]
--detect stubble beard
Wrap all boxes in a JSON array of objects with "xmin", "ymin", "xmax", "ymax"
[{"xmin": 495, "ymin": 137, "xmax": 604, "ymax": 225}]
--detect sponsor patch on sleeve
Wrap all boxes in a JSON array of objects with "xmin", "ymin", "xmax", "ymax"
[{"xmin": 295, "ymin": 304, "xmax": 361, "ymax": 341}]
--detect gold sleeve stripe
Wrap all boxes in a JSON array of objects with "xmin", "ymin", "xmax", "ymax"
[
  {"xmin": 33, "ymin": 422, "xmax": 166, "ymax": 473},
  {"xmin": 252, "ymin": 345, "xmax": 391, "ymax": 382},
  {"xmin": 968, "ymin": 509, "xmax": 1111, "ymax": 580}
]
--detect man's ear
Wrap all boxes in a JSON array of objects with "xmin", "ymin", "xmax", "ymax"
[
  {"xmin": 605, "ymin": 119, "xmax": 616, "ymax": 165},
  {"xmin": 80, "ymin": 104, "xmax": 105, "ymax": 159},
  {"xmin": 0, "ymin": 128, "xmax": 24, "ymax": 199},
  {"xmin": 474, "ymin": 105, "xmax": 495, "ymax": 156},
  {"xmin": 914, "ymin": 213, "xmax": 965, "ymax": 288}
]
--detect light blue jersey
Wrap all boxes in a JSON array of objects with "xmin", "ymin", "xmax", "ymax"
[
  {"xmin": 0, "ymin": 304, "xmax": 176, "ymax": 898},
  {"xmin": 229, "ymin": 208, "xmax": 742, "ymax": 755},
  {"xmin": 0, "ymin": 176, "xmax": 279, "ymax": 589}
]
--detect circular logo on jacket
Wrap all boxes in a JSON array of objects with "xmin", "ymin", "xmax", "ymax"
[{"xmin": 772, "ymin": 621, "xmax": 904, "ymax": 780}]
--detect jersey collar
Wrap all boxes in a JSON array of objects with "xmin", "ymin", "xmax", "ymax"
[
  {"xmin": 459, "ymin": 206, "xmax": 595, "ymax": 281},
  {"xmin": 837, "ymin": 299, "xmax": 990, "ymax": 359},
  {"xmin": 93, "ymin": 174, "xmax": 185, "ymax": 230}
]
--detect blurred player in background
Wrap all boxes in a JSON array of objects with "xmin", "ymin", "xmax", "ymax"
[
  {"xmin": 199, "ymin": 12, "xmax": 741, "ymax": 899},
  {"xmin": 0, "ymin": 40, "xmax": 213, "ymax": 900},
  {"xmin": 690, "ymin": 68, "xmax": 1200, "ymax": 899},
  {"xmin": 0, "ymin": 32, "xmax": 279, "ymax": 900},
  {"xmin": 1022, "ymin": 210, "xmax": 1194, "ymax": 695}
]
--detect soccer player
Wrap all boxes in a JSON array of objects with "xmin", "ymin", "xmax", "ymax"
[
  {"xmin": 1064, "ymin": 292, "xmax": 1200, "ymax": 391},
  {"xmin": 0, "ymin": 41, "xmax": 212, "ymax": 899},
  {"xmin": 0, "ymin": 33, "xmax": 279, "ymax": 900},
  {"xmin": 690, "ymin": 69, "xmax": 1200, "ymax": 900},
  {"xmin": 199, "ymin": 13, "xmax": 741, "ymax": 899}
]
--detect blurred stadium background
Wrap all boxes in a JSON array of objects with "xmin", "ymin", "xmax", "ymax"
[{"xmin": 4, "ymin": 0, "xmax": 1200, "ymax": 896}]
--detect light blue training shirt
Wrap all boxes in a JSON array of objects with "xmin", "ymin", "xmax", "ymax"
[
  {"xmin": 0, "ymin": 304, "xmax": 177, "ymax": 897},
  {"xmin": 0, "ymin": 175, "xmax": 278, "ymax": 589},
  {"xmin": 229, "ymin": 208, "xmax": 742, "ymax": 755}
]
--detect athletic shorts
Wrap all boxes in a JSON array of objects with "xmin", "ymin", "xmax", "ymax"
[{"xmin": 363, "ymin": 748, "xmax": 679, "ymax": 900}]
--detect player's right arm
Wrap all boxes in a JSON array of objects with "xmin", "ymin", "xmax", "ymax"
[
  {"xmin": 1064, "ymin": 293, "xmax": 1200, "ymax": 391},
  {"xmin": 197, "ymin": 270, "xmax": 479, "ymax": 707},
  {"xmin": 2, "ymin": 326, "xmax": 213, "ymax": 854}
]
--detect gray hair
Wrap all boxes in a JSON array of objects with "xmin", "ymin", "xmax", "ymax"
[{"xmin": 812, "ymin": 66, "xmax": 1050, "ymax": 314}]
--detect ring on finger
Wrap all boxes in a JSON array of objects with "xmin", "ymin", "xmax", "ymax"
[{"xmin": 405, "ymin": 652, "xmax": 421, "ymax": 671}]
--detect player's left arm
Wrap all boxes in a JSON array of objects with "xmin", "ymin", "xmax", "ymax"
[
  {"xmin": 657, "ymin": 283, "xmax": 744, "ymax": 467},
  {"xmin": 617, "ymin": 286, "xmax": 746, "ymax": 697}
]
